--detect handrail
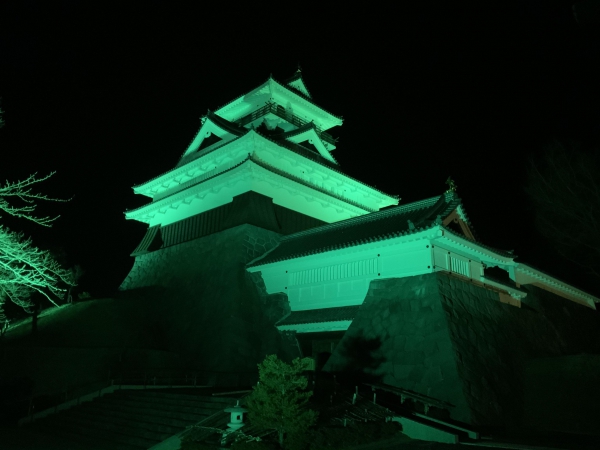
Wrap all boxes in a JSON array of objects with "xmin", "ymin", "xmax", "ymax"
[
  {"xmin": 364, "ymin": 382, "xmax": 455, "ymax": 411},
  {"xmin": 236, "ymin": 102, "xmax": 337, "ymax": 146}
]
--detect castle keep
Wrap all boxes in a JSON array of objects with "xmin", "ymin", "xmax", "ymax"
[{"xmin": 122, "ymin": 71, "xmax": 600, "ymax": 429}]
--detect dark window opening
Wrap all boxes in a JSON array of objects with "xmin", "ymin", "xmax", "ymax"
[{"xmin": 255, "ymin": 121, "xmax": 285, "ymax": 137}]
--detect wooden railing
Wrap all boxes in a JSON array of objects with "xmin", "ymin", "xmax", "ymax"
[{"xmin": 236, "ymin": 101, "xmax": 337, "ymax": 146}]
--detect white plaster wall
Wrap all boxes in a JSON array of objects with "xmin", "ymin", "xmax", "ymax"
[{"xmin": 257, "ymin": 238, "xmax": 435, "ymax": 311}]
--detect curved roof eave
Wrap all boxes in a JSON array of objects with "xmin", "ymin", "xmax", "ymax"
[
  {"xmin": 133, "ymin": 132, "xmax": 247, "ymax": 193},
  {"xmin": 251, "ymin": 130, "xmax": 397, "ymax": 202},
  {"xmin": 125, "ymin": 154, "xmax": 252, "ymax": 217}
]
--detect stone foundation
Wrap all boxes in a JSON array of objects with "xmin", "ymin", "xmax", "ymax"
[
  {"xmin": 324, "ymin": 272, "xmax": 600, "ymax": 429},
  {"xmin": 120, "ymin": 223, "xmax": 300, "ymax": 378}
]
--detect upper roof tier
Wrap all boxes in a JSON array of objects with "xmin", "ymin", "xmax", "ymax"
[{"xmin": 214, "ymin": 75, "xmax": 343, "ymax": 132}]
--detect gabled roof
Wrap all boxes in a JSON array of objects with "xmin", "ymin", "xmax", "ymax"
[
  {"xmin": 284, "ymin": 70, "xmax": 312, "ymax": 98},
  {"xmin": 275, "ymin": 122, "xmax": 337, "ymax": 164},
  {"xmin": 248, "ymin": 192, "xmax": 466, "ymax": 267},
  {"xmin": 180, "ymin": 111, "xmax": 247, "ymax": 159}
]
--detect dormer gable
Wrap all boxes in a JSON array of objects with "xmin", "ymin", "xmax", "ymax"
[
  {"xmin": 284, "ymin": 70, "xmax": 312, "ymax": 98},
  {"xmin": 278, "ymin": 123, "xmax": 337, "ymax": 164},
  {"xmin": 442, "ymin": 205, "xmax": 476, "ymax": 241},
  {"xmin": 179, "ymin": 112, "xmax": 246, "ymax": 162}
]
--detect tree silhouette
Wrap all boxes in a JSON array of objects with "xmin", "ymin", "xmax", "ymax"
[{"xmin": 246, "ymin": 354, "xmax": 318, "ymax": 449}]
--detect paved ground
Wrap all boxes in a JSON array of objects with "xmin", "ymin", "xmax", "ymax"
[
  {"xmin": 0, "ymin": 425, "xmax": 133, "ymax": 450},
  {"xmin": 2, "ymin": 424, "xmax": 597, "ymax": 450}
]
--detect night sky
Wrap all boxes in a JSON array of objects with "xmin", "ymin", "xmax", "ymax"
[{"xmin": 1, "ymin": 2, "xmax": 599, "ymax": 306}]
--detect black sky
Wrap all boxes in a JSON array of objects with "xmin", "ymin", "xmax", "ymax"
[{"xmin": 1, "ymin": 1, "xmax": 599, "ymax": 302}]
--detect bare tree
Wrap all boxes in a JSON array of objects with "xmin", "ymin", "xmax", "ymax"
[
  {"xmin": 525, "ymin": 139, "xmax": 600, "ymax": 279},
  {"xmin": 0, "ymin": 173, "xmax": 76, "ymax": 310},
  {"xmin": 0, "ymin": 105, "xmax": 76, "ymax": 331}
]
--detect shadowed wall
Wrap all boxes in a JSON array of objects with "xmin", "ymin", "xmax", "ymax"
[{"xmin": 324, "ymin": 272, "xmax": 600, "ymax": 430}]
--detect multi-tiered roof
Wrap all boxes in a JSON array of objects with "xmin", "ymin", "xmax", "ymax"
[{"xmin": 125, "ymin": 71, "xmax": 399, "ymax": 228}]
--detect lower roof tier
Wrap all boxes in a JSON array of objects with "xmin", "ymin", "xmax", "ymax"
[
  {"xmin": 125, "ymin": 155, "xmax": 378, "ymax": 227},
  {"xmin": 248, "ymin": 192, "xmax": 599, "ymax": 310}
]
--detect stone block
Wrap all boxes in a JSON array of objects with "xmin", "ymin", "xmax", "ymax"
[
  {"xmin": 382, "ymin": 307, "xmax": 390, "ymax": 320},
  {"xmin": 423, "ymin": 352, "xmax": 446, "ymax": 368},
  {"xmin": 408, "ymin": 365, "xmax": 426, "ymax": 382},
  {"xmin": 423, "ymin": 366, "xmax": 444, "ymax": 384},
  {"xmin": 414, "ymin": 316, "xmax": 429, "ymax": 329},
  {"xmin": 382, "ymin": 373, "xmax": 397, "ymax": 386},
  {"xmin": 405, "ymin": 335, "xmax": 425, "ymax": 351},
  {"xmin": 392, "ymin": 334, "xmax": 407, "ymax": 351},
  {"xmin": 421, "ymin": 339, "xmax": 439, "ymax": 356},
  {"xmin": 401, "ymin": 321, "xmax": 418, "ymax": 335},
  {"xmin": 440, "ymin": 360, "xmax": 459, "ymax": 378},
  {"xmin": 372, "ymin": 315, "xmax": 382, "ymax": 328},
  {"xmin": 400, "ymin": 351, "xmax": 426, "ymax": 365},
  {"xmin": 393, "ymin": 363, "xmax": 415, "ymax": 380}
]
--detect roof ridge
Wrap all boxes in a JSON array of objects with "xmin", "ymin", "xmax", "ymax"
[
  {"xmin": 281, "ymin": 195, "xmax": 443, "ymax": 242},
  {"xmin": 283, "ymin": 70, "xmax": 313, "ymax": 99}
]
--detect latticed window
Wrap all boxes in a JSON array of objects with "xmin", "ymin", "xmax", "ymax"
[{"xmin": 450, "ymin": 255, "xmax": 470, "ymax": 277}]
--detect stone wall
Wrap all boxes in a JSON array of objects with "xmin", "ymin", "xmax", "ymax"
[
  {"xmin": 324, "ymin": 272, "xmax": 600, "ymax": 430},
  {"xmin": 120, "ymin": 223, "xmax": 300, "ymax": 381},
  {"xmin": 323, "ymin": 275, "xmax": 471, "ymax": 422}
]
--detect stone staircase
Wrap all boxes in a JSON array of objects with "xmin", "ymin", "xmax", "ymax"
[{"xmin": 23, "ymin": 389, "xmax": 239, "ymax": 449}]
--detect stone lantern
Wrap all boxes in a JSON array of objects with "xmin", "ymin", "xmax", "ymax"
[{"xmin": 221, "ymin": 400, "xmax": 248, "ymax": 445}]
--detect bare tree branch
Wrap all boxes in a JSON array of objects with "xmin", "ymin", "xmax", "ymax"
[
  {"xmin": 0, "ymin": 172, "xmax": 70, "ymax": 227},
  {"xmin": 0, "ymin": 106, "xmax": 77, "ymax": 328}
]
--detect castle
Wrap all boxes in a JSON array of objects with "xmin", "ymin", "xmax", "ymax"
[{"xmin": 121, "ymin": 71, "xmax": 600, "ymax": 431}]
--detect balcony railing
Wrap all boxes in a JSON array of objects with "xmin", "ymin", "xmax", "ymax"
[{"xmin": 236, "ymin": 102, "xmax": 337, "ymax": 146}]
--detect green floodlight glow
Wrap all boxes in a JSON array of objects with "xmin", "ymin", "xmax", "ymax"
[{"xmin": 0, "ymin": 172, "xmax": 76, "ymax": 317}]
